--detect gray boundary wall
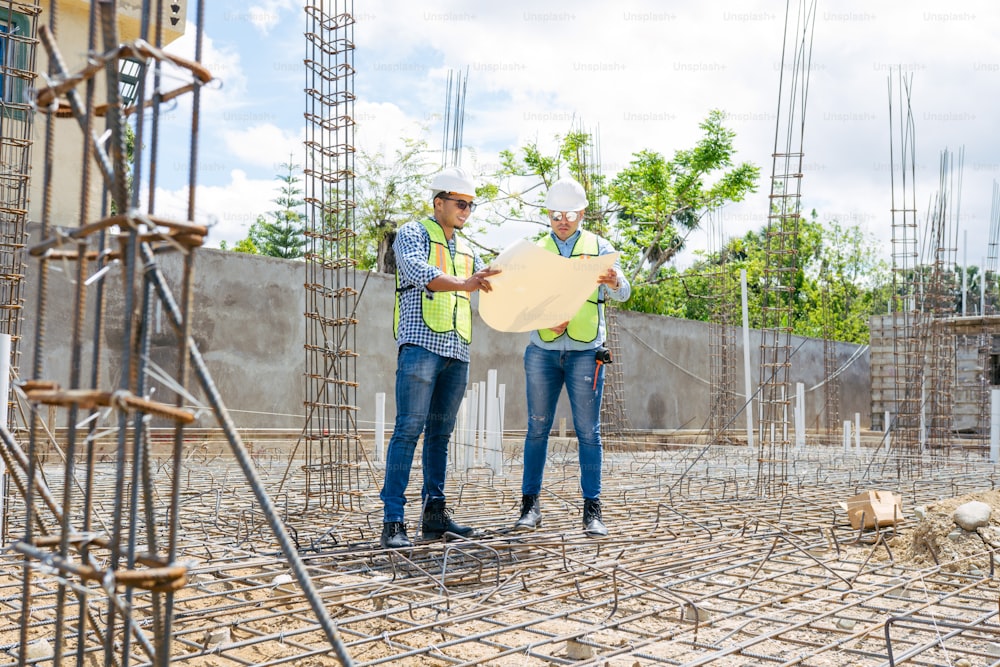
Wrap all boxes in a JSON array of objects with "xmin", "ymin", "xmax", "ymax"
[{"xmin": 22, "ymin": 236, "xmax": 871, "ymax": 434}]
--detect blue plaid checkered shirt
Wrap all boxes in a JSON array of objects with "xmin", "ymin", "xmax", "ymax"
[{"xmin": 393, "ymin": 218, "xmax": 484, "ymax": 362}]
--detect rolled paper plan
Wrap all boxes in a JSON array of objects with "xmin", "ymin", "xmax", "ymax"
[{"xmin": 479, "ymin": 239, "xmax": 619, "ymax": 333}]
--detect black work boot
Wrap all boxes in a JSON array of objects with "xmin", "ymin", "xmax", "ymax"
[
  {"xmin": 379, "ymin": 521, "xmax": 412, "ymax": 549},
  {"xmin": 513, "ymin": 494, "xmax": 542, "ymax": 531},
  {"xmin": 421, "ymin": 499, "xmax": 478, "ymax": 540},
  {"xmin": 582, "ymin": 498, "xmax": 608, "ymax": 537}
]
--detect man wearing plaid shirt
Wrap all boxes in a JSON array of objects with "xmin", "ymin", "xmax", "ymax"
[{"xmin": 379, "ymin": 167, "xmax": 500, "ymax": 549}]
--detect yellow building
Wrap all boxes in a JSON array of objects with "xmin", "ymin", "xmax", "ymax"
[{"xmin": 0, "ymin": 0, "xmax": 186, "ymax": 382}]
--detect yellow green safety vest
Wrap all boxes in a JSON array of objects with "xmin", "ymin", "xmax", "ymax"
[
  {"xmin": 537, "ymin": 230, "xmax": 602, "ymax": 343},
  {"xmin": 393, "ymin": 218, "xmax": 475, "ymax": 343}
]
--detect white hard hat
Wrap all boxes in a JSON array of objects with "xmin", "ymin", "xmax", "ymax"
[
  {"xmin": 429, "ymin": 166, "xmax": 477, "ymax": 197},
  {"xmin": 544, "ymin": 177, "xmax": 588, "ymax": 211}
]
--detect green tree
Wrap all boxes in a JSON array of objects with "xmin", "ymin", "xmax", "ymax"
[
  {"xmin": 224, "ymin": 161, "xmax": 305, "ymax": 257},
  {"xmin": 232, "ymin": 236, "xmax": 260, "ymax": 254},
  {"xmin": 609, "ymin": 110, "xmax": 760, "ymax": 284},
  {"xmin": 623, "ymin": 214, "xmax": 891, "ymax": 344},
  {"xmin": 354, "ymin": 137, "xmax": 435, "ymax": 271},
  {"xmin": 798, "ymin": 215, "xmax": 892, "ymax": 342},
  {"xmin": 221, "ymin": 222, "xmax": 263, "ymax": 255},
  {"xmin": 484, "ymin": 111, "xmax": 759, "ymax": 274},
  {"xmin": 247, "ymin": 159, "xmax": 307, "ymax": 259},
  {"xmin": 111, "ymin": 122, "xmax": 137, "ymax": 215},
  {"xmin": 487, "ymin": 128, "xmax": 609, "ymax": 240}
]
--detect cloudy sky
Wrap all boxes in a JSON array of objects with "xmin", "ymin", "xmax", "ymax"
[{"xmin": 155, "ymin": 0, "xmax": 999, "ymax": 269}]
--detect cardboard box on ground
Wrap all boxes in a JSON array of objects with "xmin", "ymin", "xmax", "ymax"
[{"xmin": 839, "ymin": 490, "xmax": 903, "ymax": 529}]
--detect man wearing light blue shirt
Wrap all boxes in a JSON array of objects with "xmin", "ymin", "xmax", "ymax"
[{"xmin": 513, "ymin": 177, "xmax": 631, "ymax": 537}]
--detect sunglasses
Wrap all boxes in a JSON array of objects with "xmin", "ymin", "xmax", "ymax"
[
  {"xmin": 549, "ymin": 211, "xmax": 583, "ymax": 223},
  {"xmin": 441, "ymin": 196, "xmax": 477, "ymax": 212}
]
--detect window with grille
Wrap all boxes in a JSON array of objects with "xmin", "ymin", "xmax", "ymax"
[
  {"xmin": 119, "ymin": 57, "xmax": 143, "ymax": 107},
  {"xmin": 0, "ymin": 11, "xmax": 29, "ymax": 114}
]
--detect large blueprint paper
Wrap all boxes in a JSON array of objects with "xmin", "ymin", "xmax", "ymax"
[{"xmin": 479, "ymin": 239, "xmax": 619, "ymax": 333}]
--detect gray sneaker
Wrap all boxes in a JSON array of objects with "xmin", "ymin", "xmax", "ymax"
[
  {"xmin": 514, "ymin": 494, "xmax": 542, "ymax": 531},
  {"xmin": 583, "ymin": 498, "xmax": 608, "ymax": 537}
]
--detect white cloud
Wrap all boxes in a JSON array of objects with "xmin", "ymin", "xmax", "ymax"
[
  {"xmin": 153, "ymin": 0, "xmax": 1000, "ymax": 267},
  {"xmin": 355, "ymin": 100, "xmax": 433, "ymax": 156},
  {"xmin": 160, "ymin": 20, "xmax": 247, "ymax": 108},
  {"xmin": 345, "ymin": 0, "xmax": 1000, "ymax": 268},
  {"xmin": 221, "ymin": 124, "xmax": 304, "ymax": 170},
  {"xmin": 239, "ymin": 1, "xmax": 298, "ymax": 36},
  {"xmin": 154, "ymin": 169, "xmax": 280, "ymax": 247}
]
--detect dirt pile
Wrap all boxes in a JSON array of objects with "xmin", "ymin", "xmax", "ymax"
[{"xmin": 890, "ymin": 489, "xmax": 1000, "ymax": 573}]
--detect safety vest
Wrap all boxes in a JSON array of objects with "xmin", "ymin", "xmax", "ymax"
[
  {"xmin": 393, "ymin": 218, "xmax": 475, "ymax": 343},
  {"xmin": 537, "ymin": 230, "xmax": 602, "ymax": 343}
]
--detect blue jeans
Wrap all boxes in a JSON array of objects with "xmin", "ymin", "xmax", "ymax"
[
  {"xmin": 380, "ymin": 344, "xmax": 469, "ymax": 523},
  {"xmin": 522, "ymin": 344, "xmax": 605, "ymax": 500}
]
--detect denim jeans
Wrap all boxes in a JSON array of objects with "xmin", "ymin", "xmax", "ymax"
[
  {"xmin": 380, "ymin": 344, "xmax": 469, "ymax": 523},
  {"xmin": 522, "ymin": 344, "xmax": 605, "ymax": 500}
]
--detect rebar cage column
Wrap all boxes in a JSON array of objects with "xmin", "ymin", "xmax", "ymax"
[
  {"xmin": 302, "ymin": 0, "xmax": 361, "ymax": 510},
  {"xmin": 0, "ymin": 1, "xmax": 41, "ymax": 431},
  {"xmin": 756, "ymin": 0, "xmax": 817, "ymax": 494}
]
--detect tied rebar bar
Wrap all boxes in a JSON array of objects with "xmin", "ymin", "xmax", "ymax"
[
  {"xmin": 707, "ymin": 268, "xmax": 739, "ymax": 444},
  {"xmin": 695, "ymin": 210, "xmax": 740, "ymax": 446},
  {"xmin": 5, "ymin": 3, "xmax": 353, "ymax": 665},
  {"xmin": 441, "ymin": 67, "xmax": 467, "ymax": 168},
  {"xmin": 574, "ymin": 122, "xmax": 636, "ymax": 445}
]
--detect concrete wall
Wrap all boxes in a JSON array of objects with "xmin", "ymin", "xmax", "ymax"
[{"xmin": 21, "ymin": 235, "xmax": 871, "ymax": 434}]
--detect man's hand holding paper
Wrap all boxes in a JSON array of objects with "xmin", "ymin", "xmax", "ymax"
[{"xmin": 478, "ymin": 239, "xmax": 620, "ymax": 333}]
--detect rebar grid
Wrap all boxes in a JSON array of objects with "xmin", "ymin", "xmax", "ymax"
[{"xmin": 5, "ymin": 442, "xmax": 1000, "ymax": 666}]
